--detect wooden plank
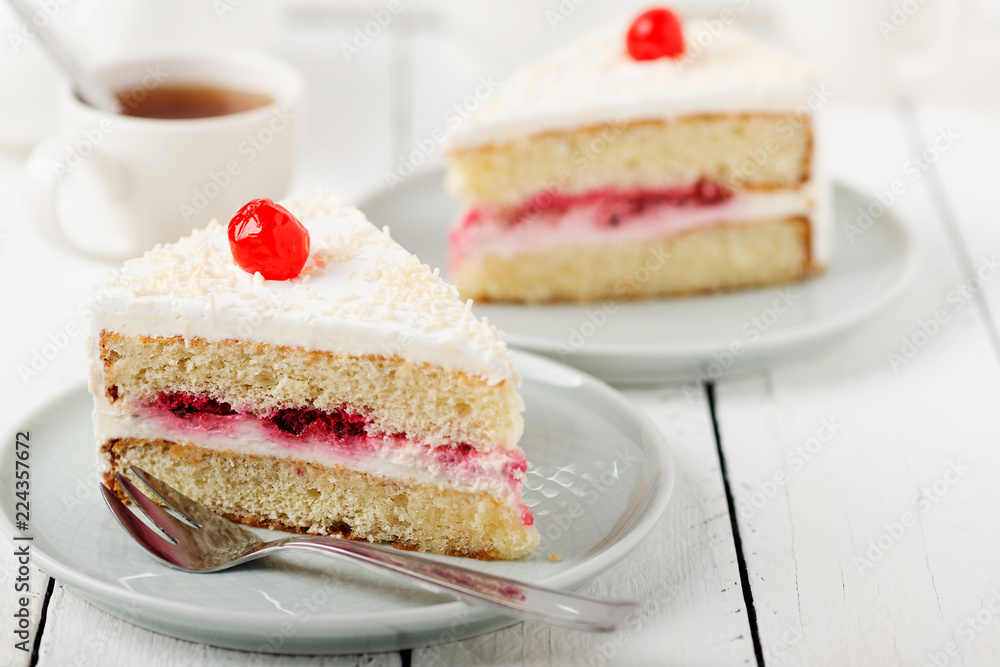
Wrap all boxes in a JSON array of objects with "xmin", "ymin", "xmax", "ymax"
[
  {"xmin": 910, "ymin": 104, "xmax": 1000, "ymax": 355},
  {"xmin": 904, "ymin": 102, "xmax": 1000, "ymax": 667},
  {"xmin": 0, "ymin": 535, "xmax": 49, "ymax": 667},
  {"xmin": 715, "ymin": 102, "xmax": 1000, "ymax": 664},
  {"xmin": 33, "ymin": 583, "xmax": 399, "ymax": 666},
  {"xmin": 414, "ymin": 387, "xmax": 757, "ymax": 667}
]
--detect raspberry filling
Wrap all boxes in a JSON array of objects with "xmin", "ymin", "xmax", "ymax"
[
  {"xmin": 458, "ymin": 179, "xmax": 732, "ymax": 230},
  {"xmin": 519, "ymin": 503, "xmax": 535, "ymax": 527},
  {"xmin": 142, "ymin": 392, "xmax": 532, "ymax": 523},
  {"xmin": 149, "ymin": 392, "xmax": 373, "ymax": 448}
]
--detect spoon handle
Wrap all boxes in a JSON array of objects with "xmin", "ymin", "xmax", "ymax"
[
  {"xmin": 5, "ymin": 0, "xmax": 122, "ymax": 113},
  {"xmin": 271, "ymin": 536, "xmax": 637, "ymax": 632}
]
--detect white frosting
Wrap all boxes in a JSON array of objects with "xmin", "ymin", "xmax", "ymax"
[
  {"xmin": 92, "ymin": 405, "xmax": 522, "ymax": 503},
  {"xmin": 453, "ymin": 187, "xmax": 825, "ymax": 262},
  {"xmin": 448, "ymin": 18, "xmax": 821, "ymax": 150},
  {"xmin": 92, "ymin": 191, "xmax": 516, "ymax": 385}
]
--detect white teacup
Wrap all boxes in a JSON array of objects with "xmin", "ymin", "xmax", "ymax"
[{"xmin": 25, "ymin": 48, "xmax": 304, "ymax": 262}]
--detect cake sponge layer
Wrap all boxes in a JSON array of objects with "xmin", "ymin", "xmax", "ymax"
[
  {"xmin": 455, "ymin": 217, "xmax": 813, "ymax": 303},
  {"xmin": 103, "ymin": 438, "xmax": 539, "ymax": 560},
  {"xmin": 447, "ymin": 114, "xmax": 813, "ymax": 207},
  {"xmin": 98, "ymin": 332, "xmax": 523, "ymax": 451}
]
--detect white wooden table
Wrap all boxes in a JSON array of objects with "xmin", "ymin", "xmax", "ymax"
[{"xmin": 3, "ymin": 5, "xmax": 1000, "ymax": 666}]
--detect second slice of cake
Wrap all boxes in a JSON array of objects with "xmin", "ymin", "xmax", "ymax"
[
  {"xmin": 90, "ymin": 192, "xmax": 538, "ymax": 560},
  {"xmin": 446, "ymin": 9, "xmax": 832, "ymax": 303}
]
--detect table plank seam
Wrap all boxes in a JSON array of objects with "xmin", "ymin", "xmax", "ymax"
[
  {"xmin": 898, "ymin": 99, "xmax": 1000, "ymax": 361},
  {"xmin": 707, "ymin": 382, "xmax": 766, "ymax": 667},
  {"xmin": 28, "ymin": 576, "xmax": 55, "ymax": 667}
]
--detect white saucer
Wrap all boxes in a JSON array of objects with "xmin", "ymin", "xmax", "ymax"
[
  {"xmin": 0, "ymin": 351, "xmax": 673, "ymax": 654},
  {"xmin": 358, "ymin": 169, "xmax": 918, "ymax": 384}
]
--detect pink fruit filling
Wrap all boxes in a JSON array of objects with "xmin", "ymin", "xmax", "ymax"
[
  {"xmin": 519, "ymin": 503, "xmax": 535, "ymax": 527},
  {"xmin": 457, "ymin": 179, "xmax": 733, "ymax": 231},
  {"xmin": 141, "ymin": 392, "xmax": 533, "ymax": 524},
  {"xmin": 149, "ymin": 392, "xmax": 374, "ymax": 450}
]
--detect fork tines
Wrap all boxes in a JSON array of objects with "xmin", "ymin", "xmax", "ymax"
[{"xmin": 100, "ymin": 480, "xmax": 189, "ymax": 566}]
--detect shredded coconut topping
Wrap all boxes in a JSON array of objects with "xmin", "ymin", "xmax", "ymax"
[{"xmin": 100, "ymin": 190, "xmax": 516, "ymax": 383}]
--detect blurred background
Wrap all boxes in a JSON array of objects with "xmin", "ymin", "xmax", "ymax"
[
  {"xmin": 0, "ymin": 0, "xmax": 995, "ymax": 197},
  {"xmin": 0, "ymin": 0, "xmax": 995, "ymax": 409}
]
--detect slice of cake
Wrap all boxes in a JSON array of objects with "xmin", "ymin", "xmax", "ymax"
[
  {"xmin": 89, "ymin": 192, "xmax": 538, "ymax": 560},
  {"xmin": 445, "ymin": 7, "xmax": 832, "ymax": 303}
]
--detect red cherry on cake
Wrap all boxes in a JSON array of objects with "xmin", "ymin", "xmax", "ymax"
[
  {"xmin": 228, "ymin": 198, "xmax": 310, "ymax": 280},
  {"xmin": 627, "ymin": 7, "xmax": 685, "ymax": 61}
]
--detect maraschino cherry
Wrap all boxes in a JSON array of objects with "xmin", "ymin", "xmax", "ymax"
[
  {"xmin": 627, "ymin": 7, "xmax": 685, "ymax": 61},
  {"xmin": 228, "ymin": 198, "xmax": 310, "ymax": 280}
]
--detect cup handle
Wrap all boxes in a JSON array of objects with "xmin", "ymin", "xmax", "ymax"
[{"xmin": 24, "ymin": 136, "xmax": 132, "ymax": 263}]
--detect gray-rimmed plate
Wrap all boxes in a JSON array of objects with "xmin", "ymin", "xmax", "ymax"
[
  {"xmin": 0, "ymin": 351, "xmax": 673, "ymax": 654},
  {"xmin": 358, "ymin": 169, "xmax": 917, "ymax": 384}
]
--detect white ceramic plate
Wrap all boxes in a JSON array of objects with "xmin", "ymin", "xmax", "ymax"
[
  {"xmin": 0, "ymin": 351, "xmax": 673, "ymax": 654},
  {"xmin": 358, "ymin": 169, "xmax": 918, "ymax": 383}
]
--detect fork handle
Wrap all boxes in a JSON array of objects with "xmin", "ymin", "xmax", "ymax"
[{"xmin": 269, "ymin": 537, "xmax": 636, "ymax": 632}]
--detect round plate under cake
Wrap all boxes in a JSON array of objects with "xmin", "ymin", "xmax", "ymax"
[
  {"xmin": 359, "ymin": 168, "xmax": 917, "ymax": 384},
  {"xmin": 0, "ymin": 351, "xmax": 673, "ymax": 654}
]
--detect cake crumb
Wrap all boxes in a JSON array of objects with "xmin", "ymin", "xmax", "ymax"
[{"xmin": 548, "ymin": 552, "xmax": 563, "ymax": 562}]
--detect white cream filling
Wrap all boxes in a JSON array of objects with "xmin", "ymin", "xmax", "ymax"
[
  {"xmin": 93, "ymin": 398, "xmax": 523, "ymax": 503},
  {"xmin": 455, "ymin": 187, "xmax": 822, "ymax": 261}
]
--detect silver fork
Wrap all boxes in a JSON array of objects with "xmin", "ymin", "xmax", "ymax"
[{"xmin": 100, "ymin": 465, "xmax": 636, "ymax": 632}]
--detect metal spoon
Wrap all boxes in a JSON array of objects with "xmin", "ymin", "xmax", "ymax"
[{"xmin": 5, "ymin": 0, "xmax": 122, "ymax": 113}]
